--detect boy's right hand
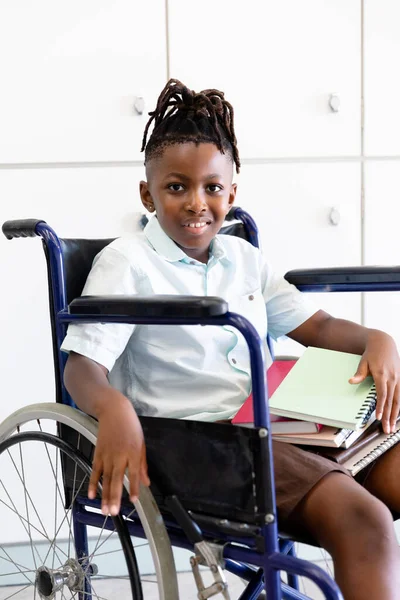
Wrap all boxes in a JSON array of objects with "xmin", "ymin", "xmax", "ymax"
[{"xmin": 87, "ymin": 397, "xmax": 150, "ymax": 516}]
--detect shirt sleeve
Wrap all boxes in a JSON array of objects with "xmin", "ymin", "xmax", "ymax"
[
  {"xmin": 261, "ymin": 256, "xmax": 319, "ymax": 341},
  {"xmin": 61, "ymin": 245, "xmax": 141, "ymax": 371}
]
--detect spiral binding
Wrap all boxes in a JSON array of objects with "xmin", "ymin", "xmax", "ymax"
[
  {"xmin": 354, "ymin": 428, "xmax": 400, "ymax": 471},
  {"xmin": 355, "ymin": 383, "xmax": 377, "ymax": 427}
]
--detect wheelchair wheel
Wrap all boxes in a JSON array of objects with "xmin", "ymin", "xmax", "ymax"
[{"xmin": 0, "ymin": 404, "xmax": 179, "ymax": 600}]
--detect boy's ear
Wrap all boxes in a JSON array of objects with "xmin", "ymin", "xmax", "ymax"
[
  {"xmin": 140, "ymin": 181, "xmax": 155, "ymax": 213},
  {"xmin": 228, "ymin": 183, "xmax": 237, "ymax": 211}
]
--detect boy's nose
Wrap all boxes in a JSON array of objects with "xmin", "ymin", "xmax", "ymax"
[{"xmin": 185, "ymin": 194, "xmax": 207, "ymax": 213}]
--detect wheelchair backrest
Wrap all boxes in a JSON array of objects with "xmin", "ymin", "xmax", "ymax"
[
  {"xmin": 57, "ymin": 221, "xmax": 251, "ymax": 303},
  {"xmin": 59, "ymin": 238, "xmax": 114, "ymax": 304}
]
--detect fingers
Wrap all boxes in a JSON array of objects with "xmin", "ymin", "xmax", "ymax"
[
  {"xmin": 349, "ymin": 359, "xmax": 369, "ymax": 384},
  {"xmin": 100, "ymin": 459, "xmax": 112, "ymax": 516},
  {"xmin": 381, "ymin": 381, "xmax": 393, "ymax": 435},
  {"xmin": 140, "ymin": 445, "xmax": 151, "ymax": 488},
  {"xmin": 128, "ymin": 446, "xmax": 150, "ymax": 504},
  {"xmin": 101, "ymin": 459, "xmax": 129, "ymax": 516},
  {"xmin": 90, "ymin": 451, "xmax": 127, "ymax": 516},
  {"xmin": 108, "ymin": 464, "xmax": 126, "ymax": 516},
  {"xmin": 88, "ymin": 452, "xmax": 103, "ymax": 501},
  {"xmin": 128, "ymin": 458, "xmax": 140, "ymax": 504},
  {"xmin": 103, "ymin": 454, "xmax": 148, "ymax": 511},
  {"xmin": 376, "ymin": 376, "xmax": 400, "ymax": 434},
  {"xmin": 389, "ymin": 382, "xmax": 400, "ymax": 433},
  {"xmin": 375, "ymin": 377, "xmax": 387, "ymax": 425},
  {"xmin": 90, "ymin": 435, "xmax": 149, "ymax": 513},
  {"xmin": 373, "ymin": 368, "xmax": 400, "ymax": 433}
]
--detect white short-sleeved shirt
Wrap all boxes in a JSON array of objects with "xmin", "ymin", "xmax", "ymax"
[{"xmin": 61, "ymin": 216, "xmax": 317, "ymax": 421}]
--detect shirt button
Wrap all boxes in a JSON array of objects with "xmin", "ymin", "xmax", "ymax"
[
  {"xmin": 232, "ymin": 358, "xmax": 237, "ymax": 364},
  {"xmin": 248, "ymin": 295, "xmax": 254, "ymax": 301}
]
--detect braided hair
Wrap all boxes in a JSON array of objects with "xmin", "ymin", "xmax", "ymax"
[{"xmin": 141, "ymin": 79, "xmax": 240, "ymax": 173}]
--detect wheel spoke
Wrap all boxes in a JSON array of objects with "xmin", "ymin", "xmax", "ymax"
[
  {"xmin": 0, "ymin": 569, "xmax": 35, "ymax": 577},
  {"xmin": 3, "ymin": 447, "xmax": 67, "ymax": 567},
  {"xmin": 17, "ymin": 442, "xmax": 38, "ymax": 573},
  {"xmin": 52, "ymin": 448, "xmax": 59, "ymax": 571},
  {"xmin": 0, "ymin": 546, "xmax": 33, "ymax": 586},
  {"xmin": 0, "ymin": 496, "xmax": 68, "ymax": 564},
  {"xmin": 85, "ymin": 516, "xmax": 110, "ymax": 567},
  {"xmin": 41, "ymin": 473, "xmax": 89, "ymax": 567},
  {"xmin": 91, "ymin": 540, "xmax": 149, "ymax": 560},
  {"xmin": 0, "ymin": 552, "xmax": 33, "ymax": 573},
  {"xmin": 0, "ymin": 480, "xmax": 45, "ymax": 568},
  {"xmin": 68, "ymin": 433, "xmax": 82, "ymax": 561},
  {"xmin": 82, "ymin": 506, "xmax": 138, "ymax": 581},
  {"xmin": 78, "ymin": 584, "xmax": 110, "ymax": 600},
  {"xmin": 2, "ymin": 582, "xmax": 33, "ymax": 599},
  {"xmin": 37, "ymin": 422, "xmax": 76, "ymax": 561},
  {"xmin": 6, "ymin": 449, "xmax": 48, "ymax": 544}
]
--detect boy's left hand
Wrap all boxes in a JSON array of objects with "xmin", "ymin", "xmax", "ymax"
[{"xmin": 349, "ymin": 330, "xmax": 400, "ymax": 434}]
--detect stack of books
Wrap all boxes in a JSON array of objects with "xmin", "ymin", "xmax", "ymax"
[{"xmin": 232, "ymin": 347, "xmax": 400, "ymax": 476}]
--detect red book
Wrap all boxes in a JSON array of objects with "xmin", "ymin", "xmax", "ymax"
[{"xmin": 232, "ymin": 360, "xmax": 322, "ymax": 434}]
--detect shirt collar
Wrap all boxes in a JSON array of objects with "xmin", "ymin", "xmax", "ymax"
[
  {"xmin": 143, "ymin": 215, "xmax": 231, "ymax": 264},
  {"xmin": 210, "ymin": 235, "xmax": 229, "ymax": 263},
  {"xmin": 144, "ymin": 216, "xmax": 187, "ymax": 262}
]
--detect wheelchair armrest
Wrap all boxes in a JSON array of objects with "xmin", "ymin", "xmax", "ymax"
[
  {"xmin": 285, "ymin": 266, "xmax": 400, "ymax": 292},
  {"xmin": 69, "ymin": 295, "xmax": 228, "ymax": 318},
  {"xmin": 2, "ymin": 219, "xmax": 47, "ymax": 240}
]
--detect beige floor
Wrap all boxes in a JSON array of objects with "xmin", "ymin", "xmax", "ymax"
[
  {"xmin": 0, "ymin": 561, "xmax": 334, "ymax": 599},
  {"xmin": 174, "ymin": 568, "xmax": 332, "ymax": 599}
]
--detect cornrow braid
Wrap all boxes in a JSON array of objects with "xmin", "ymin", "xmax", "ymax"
[{"xmin": 141, "ymin": 79, "xmax": 241, "ymax": 173}]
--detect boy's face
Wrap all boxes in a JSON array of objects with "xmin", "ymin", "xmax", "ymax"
[{"xmin": 140, "ymin": 143, "xmax": 237, "ymax": 263}]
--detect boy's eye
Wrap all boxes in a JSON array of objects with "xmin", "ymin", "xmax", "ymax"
[
  {"xmin": 207, "ymin": 184, "xmax": 223, "ymax": 193},
  {"xmin": 168, "ymin": 183, "xmax": 185, "ymax": 192}
]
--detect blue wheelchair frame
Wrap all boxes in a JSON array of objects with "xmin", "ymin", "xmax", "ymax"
[{"xmin": 11, "ymin": 207, "xmax": 396, "ymax": 599}]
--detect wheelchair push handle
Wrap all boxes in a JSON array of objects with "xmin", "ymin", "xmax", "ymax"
[
  {"xmin": 225, "ymin": 207, "xmax": 237, "ymax": 221},
  {"xmin": 2, "ymin": 219, "xmax": 47, "ymax": 240}
]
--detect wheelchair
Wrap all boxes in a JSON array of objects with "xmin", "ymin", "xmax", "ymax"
[{"xmin": 2, "ymin": 208, "xmax": 399, "ymax": 600}]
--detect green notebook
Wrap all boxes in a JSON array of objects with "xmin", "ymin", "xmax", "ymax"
[{"xmin": 269, "ymin": 347, "xmax": 377, "ymax": 430}]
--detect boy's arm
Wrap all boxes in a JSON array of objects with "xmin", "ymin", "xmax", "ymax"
[
  {"xmin": 64, "ymin": 352, "xmax": 150, "ymax": 515},
  {"xmin": 288, "ymin": 310, "xmax": 400, "ymax": 434}
]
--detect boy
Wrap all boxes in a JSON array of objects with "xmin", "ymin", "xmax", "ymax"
[{"xmin": 63, "ymin": 79, "xmax": 400, "ymax": 599}]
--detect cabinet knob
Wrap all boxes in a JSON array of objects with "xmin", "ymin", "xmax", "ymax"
[
  {"xmin": 329, "ymin": 207, "xmax": 341, "ymax": 226},
  {"xmin": 329, "ymin": 94, "xmax": 340, "ymax": 113},
  {"xmin": 134, "ymin": 96, "xmax": 145, "ymax": 115}
]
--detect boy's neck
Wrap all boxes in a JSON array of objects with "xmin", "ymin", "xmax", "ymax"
[{"xmin": 182, "ymin": 246, "xmax": 211, "ymax": 264}]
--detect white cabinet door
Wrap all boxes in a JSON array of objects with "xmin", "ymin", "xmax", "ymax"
[
  {"xmin": 0, "ymin": 165, "xmax": 146, "ymax": 543},
  {"xmin": 168, "ymin": 0, "xmax": 361, "ymax": 158},
  {"xmin": 235, "ymin": 162, "xmax": 362, "ymax": 354},
  {"xmin": 364, "ymin": 162, "xmax": 400, "ymax": 349},
  {"xmin": 0, "ymin": 164, "xmax": 146, "ymax": 422},
  {"xmin": 364, "ymin": 0, "xmax": 400, "ymax": 155},
  {"xmin": 0, "ymin": 2, "xmax": 166, "ymax": 163}
]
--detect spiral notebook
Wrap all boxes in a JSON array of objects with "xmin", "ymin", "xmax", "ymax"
[
  {"xmin": 268, "ymin": 347, "xmax": 377, "ymax": 430},
  {"xmin": 331, "ymin": 422, "xmax": 400, "ymax": 476}
]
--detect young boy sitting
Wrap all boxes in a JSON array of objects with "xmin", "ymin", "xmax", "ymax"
[{"xmin": 62, "ymin": 79, "xmax": 400, "ymax": 600}]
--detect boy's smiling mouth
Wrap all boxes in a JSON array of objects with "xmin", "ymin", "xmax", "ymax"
[{"xmin": 182, "ymin": 219, "xmax": 212, "ymax": 232}]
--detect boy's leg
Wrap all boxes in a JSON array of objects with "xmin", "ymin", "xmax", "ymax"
[
  {"xmin": 361, "ymin": 442, "xmax": 400, "ymax": 511},
  {"xmin": 292, "ymin": 471, "xmax": 400, "ymax": 600}
]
